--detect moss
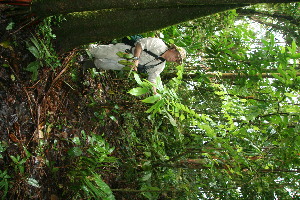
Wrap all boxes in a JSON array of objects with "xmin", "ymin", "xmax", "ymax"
[
  {"xmin": 31, "ymin": 0, "xmax": 245, "ymax": 17},
  {"xmin": 31, "ymin": 0, "xmax": 299, "ymax": 17},
  {"xmin": 53, "ymin": 5, "xmax": 240, "ymax": 52}
]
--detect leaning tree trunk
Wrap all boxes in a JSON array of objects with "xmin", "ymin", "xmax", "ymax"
[
  {"xmin": 53, "ymin": 5, "xmax": 240, "ymax": 51},
  {"xmin": 31, "ymin": 0, "xmax": 300, "ymax": 17},
  {"xmin": 29, "ymin": 0, "xmax": 300, "ymax": 51}
]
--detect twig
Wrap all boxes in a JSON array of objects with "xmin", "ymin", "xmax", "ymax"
[{"xmin": 45, "ymin": 51, "xmax": 76, "ymax": 94}]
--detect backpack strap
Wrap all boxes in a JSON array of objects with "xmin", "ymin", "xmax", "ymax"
[
  {"xmin": 126, "ymin": 47, "xmax": 166, "ymax": 62},
  {"xmin": 144, "ymin": 49, "xmax": 166, "ymax": 62}
]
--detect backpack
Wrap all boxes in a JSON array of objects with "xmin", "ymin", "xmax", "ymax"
[{"xmin": 121, "ymin": 35, "xmax": 143, "ymax": 47}]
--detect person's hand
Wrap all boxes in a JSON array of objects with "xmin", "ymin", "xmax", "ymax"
[
  {"xmin": 153, "ymin": 86, "xmax": 158, "ymax": 95},
  {"xmin": 131, "ymin": 59, "xmax": 139, "ymax": 71}
]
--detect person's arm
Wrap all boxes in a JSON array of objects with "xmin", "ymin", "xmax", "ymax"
[
  {"xmin": 131, "ymin": 42, "xmax": 142, "ymax": 71},
  {"xmin": 152, "ymin": 86, "xmax": 158, "ymax": 95}
]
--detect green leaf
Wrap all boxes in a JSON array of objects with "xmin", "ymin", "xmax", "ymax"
[
  {"xmin": 109, "ymin": 115, "xmax": 118, "ymax": 123},
  {"xmin": 83, "ymin": 178, "xmax": 102, "ymax": 197},
  {"xmin": 27, "ymin": 178, "xmax": 40, "ymax": 188},
  {"xmin": 128, "ymin": 87, "xmax": 149, "ymax": 96},
  {"xmin": 40, "ymin": 39, "xmax": 51, "ymax": 57},
  {"xmin": 92, "ymin": 173, "xmax": 115, "ymax": 200},
  {"xmin": 286, "ymin": 107, "xmax": 300, "ymax": 113},
  {"xmin": 2, "ymin": 64, "xmax": 10, "ymax": 68},
  {"xmin": 0, "ymin": 41, "xmax": 12, "ymax": 50},
  {"xmin": 284, "ymin": 93, "xmax": 297, "ymax": 97},
  {"xmin": 28, "ymin": 46, "xmax": 40, "ymax": 58},
  {"xmin": 26, "ymin": 61, "xmax": 41, "ymax": 72},
  {"xmin": 288, "ymin": 40, "xmax": 297, "ymax": 54},
  {"xmin": 118, "ymin": 60, "xmax": 133, "ymax": 66},
  {"xmin": 134, "ymin": 73, "xmax": 143, "ymax": 85},
  {"xmin": 67, "ymin": 147, "xmax": 83, "ymax": 157},
  {"xmin": 166, "ymin": 112, "xmax": 177, "ymax": 126},
  {"xmin": 280, "ymin": 46, "xmax": 286, "ymax": 54},
  {"xmin": 180, "ymin": 114, "xmax": 186, "ymax": 121},
  {"xmin": 141, "ymin": 172, "xmax": 152, "ymax": 181},
  {"xmin": 272, "ymin": 73, "xmax": 285, "ymax": 83},
  {"xmin": 72, "ymin": 136, "xmax": 81, "ymax": 145},
  {"xmin": 146, "ymin": 99, "xmax": 164, "ymax": 114},
  {"xmin": 199, "ymin": 124, "xmax": 215, "ymax": 137},
  {"xmin": 141, "ymin": 185, "xmax": 160, "ymax": 200},
  {"xmin": 141, "ymin": 94, "xmax": 161, "ymax": 103},
  {"xmin": 116, "ymin": 51, "xmax": 128, "ymax": 58},
  {"xmin": 6, "ymin": 22, "xmax": 14, "ymax": 30},
  {"xmin": 10, "ymin": 155, "xmax": 20, "ymax": 163},
  {"xmin": 143, "ymin": 152, "xmax": 151, "ymax": 157},
  {"xmin": 289, "ymin": 53, "xmax": 300, "ymax": 59}
]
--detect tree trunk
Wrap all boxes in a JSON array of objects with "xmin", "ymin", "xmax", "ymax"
[
  {"xmin": 53, "ymin": 5, "xmax": 240, "ymax": 51},
  {"xmin": 31, "ymin": 0, "xmax": 300, "ymax": 17},
  {"xmin": 29, "ymin": 0, "xmax": 300, "ymax": 51}
]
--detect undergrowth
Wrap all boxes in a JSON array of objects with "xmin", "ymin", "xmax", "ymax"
[
  {"xmin": 1, "ymin": 14, "xmax": 190, "ymax": 200},
  {"xmin": 25, "ymin": 16, "xmax": 63, "ymax": 80}
]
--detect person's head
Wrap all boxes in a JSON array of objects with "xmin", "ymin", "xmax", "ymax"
[{"xmin": 163, "ymin": 44, "xmax": 186, "ymax": 64}]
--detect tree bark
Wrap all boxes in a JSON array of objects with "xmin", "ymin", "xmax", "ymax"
[
  {"xmin": 31, "ymin": 0, "xmax": 300, "ymax": 17},
  {"xmin": 29, "ymin": 0, "xmax": 300, "ymax": 51},
  {"xmin": 53, "ymin": 5, "xmax": 240, "ymax": 51}
]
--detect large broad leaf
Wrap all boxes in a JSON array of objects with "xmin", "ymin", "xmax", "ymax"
[
  {"xmin": 92, "ymin": 173, "xmax": 115, "ymax": 200},
  {"xmin": 118, "ymin": 60, "xmax": 134, "ymax": 66},
  {"xmin": 284, "ymin": 93, "xmax": 297, "ymax": 98},
  {"xmin": 26, "ymin": 61, "xmax": 41, "ymax": 72},
  {"xmin": 128, "ymin": 87, "xmax": 149, "ymax": 96},
  {"xmin": 27, "ymin": 46, "xmax": 40, "ymax": 58},
  {"xmin": 289, "ymin": 53, "xmax": 300, "ymax": 59},
  {"xmin": 146, "ymin": 99, "xmax": 164, "ymax": 114},
  {"xmin": 134, "ymin": 73, "xmax": 143, "ymax": 85},
  {"xmin": 141, "ymin": 94, "xmax": 161, "ymax": 103}
]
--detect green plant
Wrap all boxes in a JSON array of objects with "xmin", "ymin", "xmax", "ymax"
[
  {"xmin": 25, "ymin": 16, "xmax": 62, "ymax": 81},
  {"xmin": 66, "ymin": 131, "xmax": 116, "ymax": 199},
  {"xmin": 26, "ymin": 35, "xmax": 60, "ymax": 80},
  {"xmin": 0, "ymin": 141, "xmax": 8, "ymax": 159},
  {"xmin": 0, "ymin": 142, "xmax": 10, "ymax": 199},
  {"xmin": 0, "ymin": 170, "xmax": 11, "ymax": 200},
  {"xmin": 81, "ymin": 172, "xmax": 115, "ymax": 200},
  {"xmin": 10, "ymin": 147, "xmax": 31, "ymax": 175},
  {"xmin": 128, "ymin": 72, "xmax": 212, "ymax": 128}
]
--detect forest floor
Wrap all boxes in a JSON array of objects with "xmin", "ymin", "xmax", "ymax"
[{"xmin": 0, "ymin": 4, "xmax": 145, "ymax": 199}]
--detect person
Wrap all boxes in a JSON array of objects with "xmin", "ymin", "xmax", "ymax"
[{"xmin": 87, "ymin": 37, "xmax": 186, "ymax": 94}]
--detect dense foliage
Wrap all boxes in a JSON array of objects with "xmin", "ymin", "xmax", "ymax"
[{"xmin": 0, "ymin": 2, "xmax": 299, "ymax": 200}]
